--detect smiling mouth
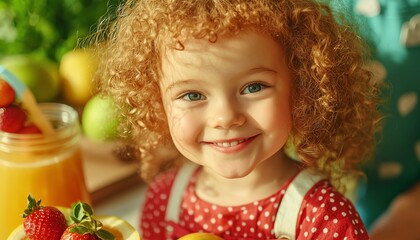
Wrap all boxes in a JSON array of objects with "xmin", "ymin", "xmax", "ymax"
[
  {"xmin": 213, "ymin": 139, "xmax": 247, "ymax": 147},
  {"xmin": 203, "ymin": 135, "xmax": 258, "ymax": 153}
]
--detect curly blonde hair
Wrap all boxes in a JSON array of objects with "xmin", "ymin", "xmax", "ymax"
[{"xmin": 90, "ymin": 0, "xmax": 382, "ymax": 187}]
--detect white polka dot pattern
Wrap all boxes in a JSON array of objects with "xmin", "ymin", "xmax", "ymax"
[
  {"xmin": 140, "ymin": 168, "xmax": 369, "ymax": 240},
  {"xmin": 296, "ymin": 181, "xmax": 368, "ymax": 239}
]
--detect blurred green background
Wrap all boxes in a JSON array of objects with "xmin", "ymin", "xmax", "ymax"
[
  {"xmin": 0, "ymin": 0, "xmax": 123, "ymax": 142},
  {"xmin": 0, "ymin": 0, "xmax": 120, "ymax": 63}
]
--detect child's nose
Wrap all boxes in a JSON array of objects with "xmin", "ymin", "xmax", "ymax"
[{"xmin": 207, "ymin": 99, "xmax": 246, "ymax": 129}]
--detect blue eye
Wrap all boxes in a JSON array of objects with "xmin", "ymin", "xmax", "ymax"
[
  {"xmin": 182, "ymin": 92, "xmax": 205, "ymax": 101},
  {"xmin": 242, "ymin": 83, "xmax": 265, "ymax": 94}
]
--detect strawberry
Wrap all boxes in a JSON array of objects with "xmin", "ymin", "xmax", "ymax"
[
  {"xmin": 22, "ymin": 195, "xmax": 68, "ymax": 240},
  {"xmin": 18, "ymin": 124, "xmax": 42, "ymax": 134},
  {"xmin": 0, "ymin": 105, "xmax": 27, "ymax": 133},
  {"xmin": 60, "ymin": 202, "xmax": 115, "ymax": 240},
  {"xmin": 0, "ymin": 78, "xmax": 16, "ymax": 107},
  {"xmin": 61, "ymin": 224, "xmax": 100, "ymax": 240}
]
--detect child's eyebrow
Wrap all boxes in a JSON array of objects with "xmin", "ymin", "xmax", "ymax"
[
  {"xmin": 247, "ymin": 67, "xmax": 278, "ymax": 75},
  {"xmin": 163, "ymin": 79, "xmax": 197, "ymax": 93},
  {"xmin": 163, "ymin": 67, "xmax": 278, "ymax": 92}
]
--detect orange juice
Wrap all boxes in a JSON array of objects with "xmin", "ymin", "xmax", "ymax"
[{"xmin": 0, "ymin": 103, "xmax": 91, "ymax": 239}]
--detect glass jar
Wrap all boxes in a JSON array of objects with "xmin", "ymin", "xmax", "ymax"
[{"xmin": 0, "ymin": 103, "xmax": 91, "ymax": 239}]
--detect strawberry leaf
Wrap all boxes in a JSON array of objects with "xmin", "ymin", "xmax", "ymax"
[
  {"xmin": 96, "ymin": 229, "xmax": 116, "ymax": 240},
  {"xmin": 22, "ymin": 194, "xmax": 41, "ymax": 218},
  {"xmin": 68, "ymin": 201, "xmax": 116, "ymax": 240},
  {"xmin": 69, "ymin": 224, "xmax": 93, "ymax": 235},
  {"xmin": 79, "ymin": 220, "xmax": 96, "ymax": 231},
  {"xmin": 70, "ymin": 201, "xmax": 94, "ymax": 223}
]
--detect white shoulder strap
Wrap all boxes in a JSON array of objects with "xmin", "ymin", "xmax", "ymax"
[
  {"xmin": 274, "ymin": 169, "xmax": 325, "ymax": 239},
  {"xmin": 165, "ymin": 162, "xmax": 199, "ymax": 222}
]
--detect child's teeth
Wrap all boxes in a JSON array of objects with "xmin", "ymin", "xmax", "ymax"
[{"xmin": 215, "ymin": 139, "xmax": 244, "ymax": 147}]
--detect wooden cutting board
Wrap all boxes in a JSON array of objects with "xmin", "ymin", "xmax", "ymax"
[{"xmin": 80, "ymin": 137, "xmax": 142, "ymax": 203}]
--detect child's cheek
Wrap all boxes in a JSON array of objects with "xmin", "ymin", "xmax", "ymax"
[{"xmin": 168, "ymin": 111, "xmax": 201, "ymax": 144}]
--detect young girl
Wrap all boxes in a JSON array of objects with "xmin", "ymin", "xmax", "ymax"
[{"xmin": 91, "ymin": 0, "xmax": 381, "ymax": 239}]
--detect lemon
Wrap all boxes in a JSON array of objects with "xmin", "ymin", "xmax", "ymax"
[
  {"xmin": 99, "ymin": 215, "xmax": 141, "ymax": 240},
  {"xmin": 59, "ymin": 48, "xmax": 99, "ymax": 106},
  {"xmin": 178, "ymin": 232, "xmax": 224, "ymax": 240}
]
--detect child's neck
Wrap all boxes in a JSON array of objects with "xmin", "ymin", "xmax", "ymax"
[{"xmin": 195, "ymin": 150, "xmax": 299, "ymax": 206}]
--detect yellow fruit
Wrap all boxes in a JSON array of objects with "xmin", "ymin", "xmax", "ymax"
[
  {"xmin": 7, "ymin": 207, "xmax": 141, "ymax": 240},
  {"xmin": 178, "ymin": 232, "xmax": 224, "ymax": 240},
  {"xmin": 0, "ymin": 55, "xmax": 60, "ymax": 102},
  {"xmin": 59, "ymin": 48, "xmax": 99, "ymax": 106},
  {"xmin": 99, "ymin": 215, "xmax": 141, "ymax": 240},
  {"xmin": 81, "ymin": 94, "xmax": 120, "ymax": 142}
]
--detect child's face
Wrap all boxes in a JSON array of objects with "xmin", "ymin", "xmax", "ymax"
[{"xmin": 160, "ymin": 30, "xmax": 292, "ymax": 178}]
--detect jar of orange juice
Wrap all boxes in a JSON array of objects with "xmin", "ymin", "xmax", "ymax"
[{"xmin": 0, "ymin": 103, "xmax": 91, "ymax": 239}]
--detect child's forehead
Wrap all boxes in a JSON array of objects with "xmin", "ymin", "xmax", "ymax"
[
  {"xmin": 160, "ymin": 30, "xmax": 288, "ymax": 79},
  {"xmin": 161, "ymin": 27, "xmax": 275, "ymax": 51}
]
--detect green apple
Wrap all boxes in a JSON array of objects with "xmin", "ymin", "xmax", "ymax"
[
  {"xmin": 0, "ymin": 55, "xmax": 60, "ymax": 102},
  {"xmin": 59, "ymin": 48, "xmax": 98, "ymax": 106},
  {"xmin": 81, "ymin": 94, "xmax": 120, "ymax": 142}
]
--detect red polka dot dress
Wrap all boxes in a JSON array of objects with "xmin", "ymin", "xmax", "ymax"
[{"xmin": 140, "ymin": 165, "xmax": 369, "ymax": 240}]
